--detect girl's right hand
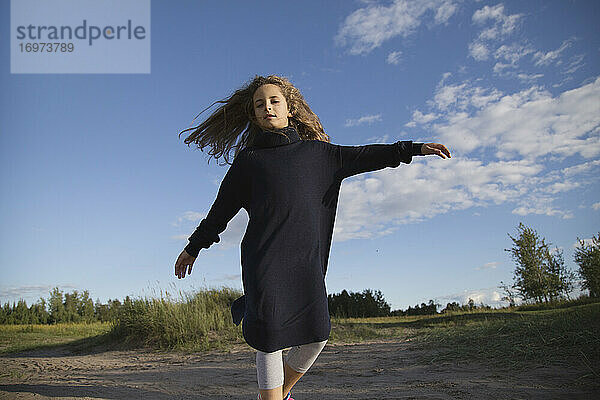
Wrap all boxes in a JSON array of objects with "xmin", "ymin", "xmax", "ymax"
[{"xmin": 175, "ymin": 249, "xmax": 197, "ymax": 279}]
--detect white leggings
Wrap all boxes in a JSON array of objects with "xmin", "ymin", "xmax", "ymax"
[{"xmin": 256, "ymin": 339, "xmax": 328, "ymax": 390}]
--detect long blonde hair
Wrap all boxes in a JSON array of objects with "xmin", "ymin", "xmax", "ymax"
[{"xmin": 179, "ymin": 74, "xmax": 330, "ymax": 165}]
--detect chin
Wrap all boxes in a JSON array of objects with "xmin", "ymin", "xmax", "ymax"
[{"xmin": 260, "ymin": 122, "xmax": 283, "ymax": 130}]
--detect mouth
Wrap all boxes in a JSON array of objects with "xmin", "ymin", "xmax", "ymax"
[{"xmin": 264, "ymin": 114, "xmax": 276, "ymax": 119}]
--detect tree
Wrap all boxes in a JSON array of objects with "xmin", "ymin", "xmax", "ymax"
[
  {"xmin": 327, "ymin": 288, "xmax": 392, "ymax": 318},
  {"xmin": 499, "ymin": 280, "xmax": 517, "ymax": 307},
  {"xmin": 466, "ymin": 298, "xmax": 475, "ymax": 311},
  {"xmin": 78, "ymin": 290, "xmax": 95, "ymax": 322},
  {"xmin": 49, "ymin": 287, "xmax": 66, "ymax": 323},
  {"xmin": 64, "ymin": 290, "xmax": 80, "ymax": 322},
  {"xmin": 30, "ymin": 298, "xmax": 49, "ymax": 324},
  {"xmin": 574, "ymin": 233, "xmax": 600, "ymax": 297},
  {"xmin": 546, "ymin": 247, "xmax": 577, "ymax": 300},
  {"xmin": 504, "ymin": 223, "xmax": 575, "ymax": 303},
  {"xmin": 441, "ymin": 301, "xmax": 461, "ymax": 313},
  {"xmin": 14, "ymin": 300, "xmax": 30, "ymax": 324}
]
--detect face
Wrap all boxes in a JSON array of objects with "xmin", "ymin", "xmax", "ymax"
[{"xmin": 253, "ymin": 84, "xmax": 293, "ymax": 130}]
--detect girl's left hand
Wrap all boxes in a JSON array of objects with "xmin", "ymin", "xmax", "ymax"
[{"xmin": 421, "ymin": 143, "xmax": 451, "ymax": 158}]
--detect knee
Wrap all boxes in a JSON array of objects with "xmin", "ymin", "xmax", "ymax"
[
  {"xmin": 283, "ymin": 340, "xmax": 327, "ymax": 373},
  {"xmin": 284, "ymin": 360, "xmax": 308, "ymax": 374}
]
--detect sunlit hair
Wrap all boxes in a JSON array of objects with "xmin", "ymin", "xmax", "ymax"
[{"xmin": 179, "ymin": 74, "xmax": 330, "ymax": 165}]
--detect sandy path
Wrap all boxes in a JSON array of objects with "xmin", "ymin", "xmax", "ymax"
[{"xmin": 0, "ymin": 338, "xmax": 597, "ymax": 399}]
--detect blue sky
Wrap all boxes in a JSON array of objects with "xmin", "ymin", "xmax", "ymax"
[{"xmin": 1, "ymin": 0, "xmax": 599, "ymax": 310}]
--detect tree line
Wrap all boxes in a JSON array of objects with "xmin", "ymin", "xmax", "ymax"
[
  {"xmin": 3, "ymin": 285, "xmax": 474, "ymax": 324},
  {"xmin": 327, "ymin": 290, "xmax": 491, "ymax": 318},
  {"xmin": 0, "ymin": 287, "xmax": 132, "ymax": 325},
  {"xmin": 1, "ymin": 223, "xmax": 597, "ymax": 324}
]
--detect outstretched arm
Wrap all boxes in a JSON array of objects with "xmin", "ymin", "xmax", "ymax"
[
  {"xmin": 185, "ymin": 157, "xmax": 246, "ymax": 257},
  {"xmin": 333, "ymin": 140, "xmax": 451, "ymax": 180},
  {"xmin": 322, "ymin": 140, "xmax": 451, "ymax": 209},
  {"xmin": 333, "ymin": 140, "xmax": 423, "ymax": 181}
]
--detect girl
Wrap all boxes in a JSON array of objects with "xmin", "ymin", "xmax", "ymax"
[{"xmin": 174, "ymin": 75, "xmax": 451, "ymax": 400}]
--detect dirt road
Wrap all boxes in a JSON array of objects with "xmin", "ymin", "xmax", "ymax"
[{"xmin": 0, "ymin": 338, "xmax": 596, "ymax": 399}]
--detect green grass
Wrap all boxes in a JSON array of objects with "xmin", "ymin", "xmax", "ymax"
[
  {"xmin": 2, "ymin": 289, "xmax": 598, "ymax": 384},
  {"xmin": 108, "ymin": 286, "xmax": 246, "ymax": 352},
  {"xmin": 415, "ymin": 304, "xmax": 600, "ymax": 374},
  {"xmin": 0, "ymin": 322, "xmax": 112, "ymax": 354},
  {"xmin": 330, "ymin": 302, "xmax": 600, "ymax": 379}
]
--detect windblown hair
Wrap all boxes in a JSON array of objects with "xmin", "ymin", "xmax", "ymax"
[{"xmin": 178, "ymin": 74, "xmax": 330, "ymax": 165}]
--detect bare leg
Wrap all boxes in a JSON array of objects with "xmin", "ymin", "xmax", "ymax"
[
  {"xmin": 283, "ymin": 360, "xmax": 304, "ymax": 397},
  {"xmin": 258, "ymin": 362, "xmax": 303, "ymax": 400},
  {"xmin": 258, "ymin": 340, "xmax": 326, "ymax": 399},
  {"xmin": 258, "ymin": 385, "xmax": 284, "ymax": 400}
]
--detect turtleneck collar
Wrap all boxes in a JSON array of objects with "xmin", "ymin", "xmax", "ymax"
[{"xmin": 252, "ymin": 125, "xmax": 301, "ymax": 149}]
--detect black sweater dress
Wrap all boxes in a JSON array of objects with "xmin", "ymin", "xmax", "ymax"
[{"xmin": 184, "ymin": 125, "xmax": 424, "ymax": 353}]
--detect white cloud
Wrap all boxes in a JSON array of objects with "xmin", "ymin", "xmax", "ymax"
[
  {"xmin": 533, "ymin": 38, "xmax": 574, "ymax": 66},
  {"xmin": 561, "ymin": 159, "xmax": 600, "ymax": 177},
  {"xmin": 216, "ymin": 273, "xmax": 242, "ymax": 282},
  {"xmin": 469, "ymin": 4, "xmax": 523, "ymax": 62},
  {"xmin": 512, "ymin": 204, "xmax": 573, "ymax": 220},
  {"xmin": 172, "ymin": 211, "xmax": 204, "ymax": 227},
  {"xmin": 573, "ymin": 238, "xmax": 596, "ymax": 248},
  {"xmin": 387, "ymin": 50, "xmax": 402, "ymax": 65},
  {"xmin": 440, "ymin": 71, "xmax": 452, "ymax": 84},
  {"xmin": 494, "ymin": 43, "xmax": 534, "ymax": 64},
  {"xmin": 208, "ymin": 210, "xmax": 249, "ymax": 250},
  {"xmin": 472, "ymin": 4, "xmax": 522, "ymax": 37},
  {"xmin": 564, "ymin": 54, "xmax": 585, "ymax": 74},
  {"xmin": 468, "ymin": 41, "xmax": 489, "ymax": 61},
  {"xmin": 492, "ymin": 62, "xmax": 513, "ymax": 74},
  {"xmin": 0, "ymin": 284, "xmax": 78, "ymax": 302},
  {"xmin": 434, "ymin": 1, "xmax": 457, "ymax": 24},
  {"xmin": 332, "ymin": 156, "xmax": 545, "ymax": 241},
  {"xmin": 517, "ymin": 73, "xmax": 544, "ymax": 82},
  {"xmin": 333, "ymin": 76, "xmax": 600, "ymax": 237},
  {"xmin": 177, "ymin": 210, "xmax": 249, "ymax": 251},
  {"xmin": 431, "ymin": 77, "xmax": 600, "ymax": 160},
  {"xmin": 472, "ymin": 4, "xmax": 506, "ymax": 25},
  {"xmin": 334, "ymin": 0, "xmax": 458, "ymax": 55},
  {"xmin": 592, "ymin": 202, "xmax": 600, "ymax": 210},
  {"xmin": 429, "ymin": 80, "xmax": 503, "ymax": 112},
  {"xmin": 345, "ymin": 114, "xmax": 383, "ymax": 127},
  {"xmin": 432, "ymin": 83, "xmax": 467, "ymax": 110},
  {"xmin": 365, "ymin": 133, "xmax": 391, "ymax": 143},
  {"xmin": 436, "ymin": 286, "xmax": 506, "ymax": 308},
  {"xmin": 405, "ymin": 109, "xmax": 438, "ymax": 127},
  {"xmin": 475, "ymin": 261, "xmax": 499, "ymax": 270}
]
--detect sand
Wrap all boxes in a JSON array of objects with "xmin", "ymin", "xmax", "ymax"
[{"xmin": 0, "ymin": 338, "xmax": 597, "ymax": 399}]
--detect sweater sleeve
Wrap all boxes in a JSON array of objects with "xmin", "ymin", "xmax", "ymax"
[
  {"xmin": 320, "ymin": 140, "xmax": 423, "ymax": 209},
  {"xmin": 184, "ymin": 153, "xmax": 246, "ymax": 258},
  {"xmin": 333, "ymin": 140, "xmax": 423, "ymax": 181}
]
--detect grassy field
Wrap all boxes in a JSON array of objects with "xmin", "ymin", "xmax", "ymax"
[
  {"xmin": 1, "ymin": 290, "xmax": 598, "ymax": 379},
  {"xmin": 0, "ymin": 322, "xmax": 112, "ymax": 354},
  {"xmin": 330, "ymin": 303, "xmax": 600, "ymax": 377}
]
